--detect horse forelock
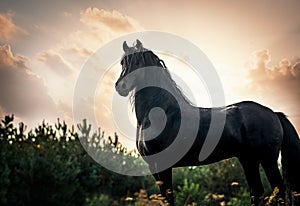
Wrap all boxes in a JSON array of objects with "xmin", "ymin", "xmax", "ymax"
[{"xmin": 121, "ymin": 45, "xmax": 148, "ymax": 63}]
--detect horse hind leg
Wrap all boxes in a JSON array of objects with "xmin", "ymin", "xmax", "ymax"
[
  {"xmin": 261, "ymin": 159, "xmax": 285, "ymax": 204},
  {"xmin": 239, "ymin": 158, "xmax": 264, "ymax": 206}
]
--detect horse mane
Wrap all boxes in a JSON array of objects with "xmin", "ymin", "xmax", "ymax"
[{"xmin": 130, "ymin": 50, "xmax": 194, "ymax": 108}]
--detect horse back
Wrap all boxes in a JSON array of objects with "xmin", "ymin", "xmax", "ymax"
[{"xmin": 182, "ymin": 101, "xmax": 283, "ymax": 165}]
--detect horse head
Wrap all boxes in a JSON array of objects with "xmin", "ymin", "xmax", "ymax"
[
  {"xmin": 115, "ymin": 40, "xmax": 166, "ymax": 97},
  {"xmin": 115, "ymin": 40, "xmax": 148, "ymax": 96}
]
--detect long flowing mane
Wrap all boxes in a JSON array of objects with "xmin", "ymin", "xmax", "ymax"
[{"xmin": 130, "ymin": 50, "xmax": 193, "ymax": 107}]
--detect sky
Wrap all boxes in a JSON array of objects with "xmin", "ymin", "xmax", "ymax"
[{"xmin": 0, "ymin": 0, "xmax": 299, "ymax": 147}]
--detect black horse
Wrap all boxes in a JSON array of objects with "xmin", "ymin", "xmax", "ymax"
[{"xmin": 115, "ymin": 40, "xmax": 300, "ymax": 205}]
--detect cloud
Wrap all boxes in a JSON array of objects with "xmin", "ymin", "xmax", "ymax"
[
  {"xmin": 39, "ymin": 8, "xmax": 142, "ymax": 67},
  {"xmin": 34, "ymin": 24, "xmax": 48, "ymax": 32},
  {"xmin": 80, "ymin": 7, "xmax": 141, "ymax": 32},
  {"xmin": 37, "ymin": 51, "xmax": 75, "ymax": 76},
  {"xmin": 34, "ymin": 8, "xmax": 141, "ymax": 75},
  {"xmin": 245, "ymin": 49, "xmax": 300, "ymax": 132},
  {"xmin": 63, "ymin": 11, "xmax": 73, "ymax": 17},
  {"xmin": 28, "ymin": 8, "xmax": 142, "ymax": 130},
  {"xmin": 61, "ymin": 45, "xmax": 93, "ymax": 58},
  {"xmin": 0, "ymin": 11, "xmax": 28, "ymax": 42},
  {"xmin": 0, "ymin": 44, "xmax": 58, "ymax": 123},
  {"xmin": 247, "ymin": 49, "xmax": 300, "ymax": 94}
]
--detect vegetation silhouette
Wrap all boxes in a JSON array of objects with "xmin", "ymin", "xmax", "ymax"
[
  {"xmin": 0, "ymin": 115, "xmax": 152, "ymax": 206},
  {"xmin": 1, "ymin": 115, "xmax": 299, "ymax": 205}
]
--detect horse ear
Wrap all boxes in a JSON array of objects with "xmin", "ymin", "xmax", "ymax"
[
  {"xmin": 136, "ymin": 39, "xmax": 143, "ymax": 50},
  {"xmin": 123, "ymin": 41, "xmax": 129, "ymax": 52}
]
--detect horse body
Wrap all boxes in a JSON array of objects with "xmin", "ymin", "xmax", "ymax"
[
  {"xmin": 138, "ymin": 97, "xmax": 283, "ymax": 161},
  {"xmin": 115, "ymin": 40, "xmax": 300, "ymax": 205}
]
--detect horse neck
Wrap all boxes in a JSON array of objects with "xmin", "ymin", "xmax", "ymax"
[{"xmin": 134, "ymin": 67, "xmax": 190, "ymax": 125}]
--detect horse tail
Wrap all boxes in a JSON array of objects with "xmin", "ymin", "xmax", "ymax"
[{"xmin": 276, "ymin": 112, "xmax": 300, "ymax": 201}]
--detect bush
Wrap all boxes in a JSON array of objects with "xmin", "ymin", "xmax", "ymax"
[
  {"xmin": 0, "ymin": 115, "xmax": 151, "ymax": 206},
  {"xmin": 0, "ymin": 115, "xmax": 264, "ymax": 205}
]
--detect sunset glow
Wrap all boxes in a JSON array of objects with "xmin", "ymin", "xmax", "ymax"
[{"xmin": 0, "ymin": 0, "xmax": 299, "ymax": 147}]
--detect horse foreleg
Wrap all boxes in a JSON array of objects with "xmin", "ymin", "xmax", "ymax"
[
  {"xmin": 239, "ymin": 158, "xmax": 264, "ymax": 206},
  {"xmin": 151, "ymin": 168, "xmax": 175, "ymax": 206}
]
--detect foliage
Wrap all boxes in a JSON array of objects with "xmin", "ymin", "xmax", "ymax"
[
  {"xmin": 0, "ymin": 115, "xmax": 153, "ymax": 206},
  {"xmin": 172, "ymin": 159, "xmax": 250, "ymax": 205},
  {"xmin": 0, "ymin": 114, "xmax": 285, "ymax": 206},
  {"xmin": 175, "ymin": 178, "xmax": 201, "ymax": 205},
  {"xmin": 127, "ymin": 189, "xmax": 170, "ymax": 206}
]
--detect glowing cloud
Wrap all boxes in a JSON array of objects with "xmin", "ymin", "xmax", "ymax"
[
  {"xmin": 80, "ymin": 7, "xmax": 142, "ymax": 32},
  {"xmin": 0, "ymin": 44, "xmax": 57, "ymax": 123},
  {"xmin": 37, "ymin": 51, "xmax": 75, "ymax": 76},
  {"xmin": 246, "ymin": 49, "xmax": 300, "ymax": 132},
  {"xmin": 0, "ymin": 11, "xmax": 28, "ymax": 41}
]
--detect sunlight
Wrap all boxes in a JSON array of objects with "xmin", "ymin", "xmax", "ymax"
[{"xmin": 160, "ymin": 53, "xmax": 212, "ymax": 107}]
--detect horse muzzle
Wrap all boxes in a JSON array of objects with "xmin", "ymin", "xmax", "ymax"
[{"xmin": 115, "ymin": 82, "xmax": 129, "ymax": 97}]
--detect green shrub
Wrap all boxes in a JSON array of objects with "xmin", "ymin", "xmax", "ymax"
[{"xmin": 0, "ymin": 115, "xmax": 261, "ymax": 205}]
